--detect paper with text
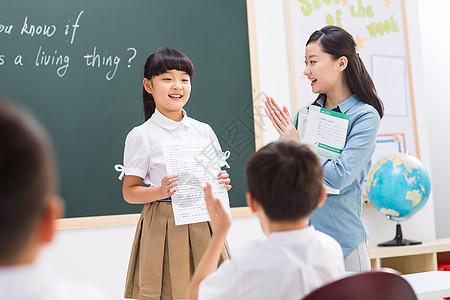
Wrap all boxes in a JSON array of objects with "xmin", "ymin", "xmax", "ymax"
[
  {"xmin": 160, "ymin": 139, "xmax": 231, "ymax": 225},
  {"xmin": 302, "ymin": 105, "xmax": 349, "ymax": 160},
  {"xmin": 372, "ymin": 55, "xmax": 407, "ymax": 116},
  {"xmin": 299, "ymin": 106, "xmax": 349, "ymax": 195}
]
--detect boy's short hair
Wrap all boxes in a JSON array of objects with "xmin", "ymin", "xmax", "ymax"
[
  {"xmin": 0, "ymin": 101, "xmax": 56, "ymax": 260},
  {"xmin": 245, "ymin": 140, "xmax": 324, "ymax": 221}
]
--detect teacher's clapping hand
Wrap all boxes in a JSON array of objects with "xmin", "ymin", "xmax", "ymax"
[{"xmin": 264, "ymin": 97, "xmax": 299, "ymax": 143}]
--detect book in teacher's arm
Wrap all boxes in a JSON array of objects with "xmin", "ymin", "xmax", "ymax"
[{"xmin": 296, "ymin": 106, "xmax": 349, "ymax": 195}]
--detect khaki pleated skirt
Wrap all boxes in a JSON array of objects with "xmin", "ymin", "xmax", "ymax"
[{"xmin": 124, "ymin": 201, "xmax": 230, "ymax": 300}]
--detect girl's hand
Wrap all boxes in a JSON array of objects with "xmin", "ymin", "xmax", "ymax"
[
  {"xmin": 217, "ymin": 170, "xmax": 232, "ymax": 191},
  {"xmin": 264, "ymin": 97, "xmax": 299, "ymax": 143},
  {"xmin": 160, "ymin": 175, "xmax": 178, "ymax": 198},
  {"xmin": 203, "ymin": 183, "xmax": 231, "ymax": 236}
]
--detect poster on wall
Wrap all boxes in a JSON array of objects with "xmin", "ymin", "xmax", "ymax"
[{"xmin": 372, "ymin": 55, "xmax": 408, "ymax": 116}]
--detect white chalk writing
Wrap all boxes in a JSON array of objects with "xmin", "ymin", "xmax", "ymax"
[{"xmin": 1, "ymin": 10, "xmax": 137, "ymax": 80}]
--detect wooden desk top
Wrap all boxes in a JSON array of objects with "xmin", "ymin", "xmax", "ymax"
[{"xmin": 369, "ymin": 238, "xmax": 450, "ymax": 259}]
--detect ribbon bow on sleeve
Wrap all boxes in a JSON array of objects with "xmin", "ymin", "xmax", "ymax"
[
  {"xmin": 221, "ymin": 150, "xmax": 231, "ymax": 169},
  {"xmin": 114, "ymin": 164, "xmax": 125, "ymax": 180}
]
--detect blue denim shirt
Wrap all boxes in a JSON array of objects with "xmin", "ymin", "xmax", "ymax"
[{"xmin": 295, "ymin": 94, "xmax": 380, "ymax": 257}]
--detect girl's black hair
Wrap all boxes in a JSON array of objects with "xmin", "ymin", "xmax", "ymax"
[
  {"xmin": 307, "ymin": 26, "xmax": 384, "ymax": 118},
  {"xmin": 142, "ymin": 48, "xmax": 194, "ymax": 120}
]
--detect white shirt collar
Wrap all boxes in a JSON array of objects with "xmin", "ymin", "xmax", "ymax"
[
  {"xmin": 267, "ymin": 226, "xmax": 315, "ymax": 242},
  {"xmin": 151, "ymin": 108, "xmax": 191, "ymax": 129}
]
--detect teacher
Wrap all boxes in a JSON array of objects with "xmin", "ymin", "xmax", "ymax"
[{"xmin": 265, "ymin": 25, "xmax": 383, "ymax": 271}]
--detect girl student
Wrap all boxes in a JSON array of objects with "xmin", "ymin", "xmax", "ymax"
[
  {"xmin": 120, "ymin": 48, "xmax": 231, "ymax": 300},
  {"xmin": 265, "ymin": 25, "xmax": 383, "ymax": 271}
]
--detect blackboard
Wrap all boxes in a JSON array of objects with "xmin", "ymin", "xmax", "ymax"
[{"xmin": 0, "ymin": 0, "xmax": 254, "ymax": 218}]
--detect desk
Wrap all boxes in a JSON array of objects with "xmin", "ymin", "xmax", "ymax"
[
  {"xmin": 403, "ymin": 271, "xmax": 450, "ymax": 300},
  {"xmin": 369, "ymin": 238, "xmax": 450, "ymax": 274}
]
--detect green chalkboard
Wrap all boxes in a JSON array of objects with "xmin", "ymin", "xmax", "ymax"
[{"xmin": 0, "ymin": 0, "xmax": 254, "ymax": 218}]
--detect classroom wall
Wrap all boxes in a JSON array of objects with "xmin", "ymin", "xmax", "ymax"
[
  {"xmin": 40, "ymin": 218, "xmax": 265, "ymax": 299},
  {"xmin": 39, "ymin": 0, "xmax": 443, "ymax": 299},
  {"xmin": 416, "ymin": 0, "xmax": 450, "ymax": 239}
]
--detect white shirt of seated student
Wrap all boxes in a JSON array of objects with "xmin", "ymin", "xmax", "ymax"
[
  {"xmin": 121, "ymin": 108, "xmax": 226, "ymax": 184},
  {"xmin": 198, "ymin": 226, "xmax": 345, "ymax": 300},
  {"xmin": 0, "ymin": 260, "xmax": 108, "ymax": 300}
]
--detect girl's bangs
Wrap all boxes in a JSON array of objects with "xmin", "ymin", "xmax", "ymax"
[{"xmin": 151, "ymin": 49, "xmax": 194, "ymax": 78}]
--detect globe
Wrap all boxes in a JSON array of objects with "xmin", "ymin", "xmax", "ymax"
[{"xmin": 366, "ymin": 153, "xmax": 431, "ymax": 246}]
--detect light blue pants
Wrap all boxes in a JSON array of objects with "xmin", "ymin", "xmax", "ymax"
[{"xmin": 344, "ymin": 240, "xmax": 371, "ymax": 272}]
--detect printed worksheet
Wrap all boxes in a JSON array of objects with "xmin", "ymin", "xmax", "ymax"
[
  {"xmin": 300, "ymin": 106, "xmax": 349, "ymax": 195},
  {"xmin": 302, "ymin": 105, "xmax": 349, "ymax": 160},
  {"xmin": 160, "ymin": 139, "xmax": 231, "ymax": 225}
]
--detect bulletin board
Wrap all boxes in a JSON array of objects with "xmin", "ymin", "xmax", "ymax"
[{"xmin": 285, "ymin": 0, "xmax": 420, "ymax": 161}]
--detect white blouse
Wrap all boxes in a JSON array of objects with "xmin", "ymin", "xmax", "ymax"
[{"xmin": 120, "ymin": 108, "xmax": 226, "ymax": 187}]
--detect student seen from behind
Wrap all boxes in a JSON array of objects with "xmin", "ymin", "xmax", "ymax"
[
  {"xmin": 0, "ymin": 101, "xmax": 107, "ymax": 300},
  {"xmin": 187, "ymin": 140, "xmax": 345, "ymax": 300}
]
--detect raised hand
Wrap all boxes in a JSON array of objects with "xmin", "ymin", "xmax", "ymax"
[{"xmin": 203, "ymin": 183, "xmax": 231, "ymax": 236}]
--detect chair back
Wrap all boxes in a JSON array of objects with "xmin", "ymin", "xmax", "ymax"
[{"xmin": 302, "ymin": 271, "xmax": 417, "ymax": 300}]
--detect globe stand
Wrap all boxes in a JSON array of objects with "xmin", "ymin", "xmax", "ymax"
[{"xmin": 378, "ymin": 223, "xmax": 422, "ymax": 247}]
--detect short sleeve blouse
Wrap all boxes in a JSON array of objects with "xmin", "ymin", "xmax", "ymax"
[{"xmin": 122, "ymin": 108, "xmax": 225, "ymax": 186}]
